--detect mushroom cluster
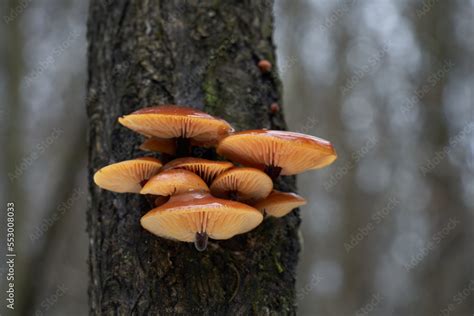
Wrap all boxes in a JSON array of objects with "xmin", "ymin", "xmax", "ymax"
[{"xmin": 93, "ymin": 105, "xmax": 337, "ymax": 251}]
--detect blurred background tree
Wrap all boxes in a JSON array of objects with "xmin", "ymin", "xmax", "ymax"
[{"xmin": 0, "ymin": 0, "xmax": 472, "ymax": 315}]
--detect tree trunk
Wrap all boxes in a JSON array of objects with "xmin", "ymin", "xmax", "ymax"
[{"xmin": 87, "ymin": 1, "xmax": 300, "ymax": 314}]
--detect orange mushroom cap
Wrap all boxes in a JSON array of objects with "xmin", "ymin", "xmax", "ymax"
[
  {"xmin": 217, "ymin": 130, "xmax": 337, "ymax": 176},
  {"xmin": 210, "ymin": 167, "xmax": 273, "ymax": 203},
  {"xmin": 140, "ymin": 169, "xmax": 209, "ymax": 196},
  {"xmin": 163, "ymin": 157, "xmax": 234, "ymax": 184},
  {"xmin": 258, "ymin": 60, "xmax": 272, "ymax": 73},
  {"xmin": 140, "ymin": 192, "xmax": 263, "ymax": 248},
  {"xmin": 93, "ymin": 157, "xmax": 162, "ymax": 193},
  {"xmin": 154, "ymin": 195, "xmax": 170, "ymax": 207},
  {"xmin": 253, "ymin": 190, "xmax": 306, "ymax": 217},
  {"xmin": 139, "ymin": 137, "xmax": 215, "ymax": 155},
  {"xmin": 139, "ymin": 137, "xmax": 177, "ymax": 155},
  {"xmin": 118, "ymin": 105, "xmax": 234, "ymax": 144}
]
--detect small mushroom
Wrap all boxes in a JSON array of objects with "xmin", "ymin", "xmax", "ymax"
[
  {"xmin": 139, "ymin": 137, "xmax": 210, "ymax": 156},
  {"xmin": 210, "ymin": 167, "xmax": 273, "ymax": 203},
  {"xmin": 270, "ymin": 102, "xmax": 280, "ymax": 113},
  {"xmin": 119, "ymin": 105, "xmax": 234, "ymax": 156},
  {"xmin": 140, "ymin": 169, "xmax": 209, "ymax": 196},
  {"xmin": 139, "ymin": 137, "xmax": 177, "ymax": 155},
  {"xmin": 258, "ymin": 59, "xmax": 272, "ymax": 73},
  {"xmin": 140, "ymin": 192, "xmax": 263, "ymax": 251},
  {"xmin": 163, "ymin": 157, "xmax": 233, "ymax": 184},
  {"xmin": 217, "ymin": 130, "xmax": 337, "ymax": 179},
  {"xmin": 93, "ymin": 157, "xmax": 162, "ymax": 193},
  {"xmin": 254, "ymin": 190, "xmax": 306, "ymax": 217}
]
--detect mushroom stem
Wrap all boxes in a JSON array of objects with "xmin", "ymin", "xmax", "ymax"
[
  {"xmin": 264, "ymin": 165, "xmax": 282, "ymax": 181},
  {"xmin": 194, "ymin": 232, "xmax": 208, "ymax": 251},
  {"xmin": 175, "ymin": 137, "xmax": 191, "ymax": 157},
  {"xmin": 160, "ymin": 153, "xmax": 174, "ymax": 164}
]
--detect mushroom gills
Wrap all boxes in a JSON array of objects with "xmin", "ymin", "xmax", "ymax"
[{"xmin": 140, "ymin": 192, "xmax": 263, "ymax": 251}]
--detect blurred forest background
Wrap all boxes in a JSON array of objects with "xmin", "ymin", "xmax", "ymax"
[{"xmin": 0, "ymin": 0, "xmax": 472, "ymax": 315}]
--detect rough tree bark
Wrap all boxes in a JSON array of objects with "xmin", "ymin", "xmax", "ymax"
[{"xmin": 87, "ymin": 1, "xmax": 300, "ymax": 314}]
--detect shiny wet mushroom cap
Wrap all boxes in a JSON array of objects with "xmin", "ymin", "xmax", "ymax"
[
  {"xmin": 93, "ymin": 157, "xmax": 162, "ymax": 193},
  {"xmin": 210, "ymin": 167, "xmax": 273, "ymax": 203},
  {"xmin": 217, "ymin": 130, "xmax": 337, "ymax": 178},
  {"xmin": 140, "ymin": 192, "xmax": 263, "ymax": 251},
  {"xmin": 139, "ymin": 137, "xmax": 212, "ymax": 155},
  {"xmin": 139, "ymin": 137, "xmax": 177, "ymax": 155},
  {"xmin": 140, "ymin": 169, "xmax": 209, "ymax": 196},
  {"xmin": 118, "ymin": 105, "xmax": 234, "ymax": 146},
  {"xmin": 253, "ymin": 190, "xmax": 306, "ymax": 217},
  {"xmin": 163, "ymin": 157, "xmax": 233, "ymax": 184}
]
